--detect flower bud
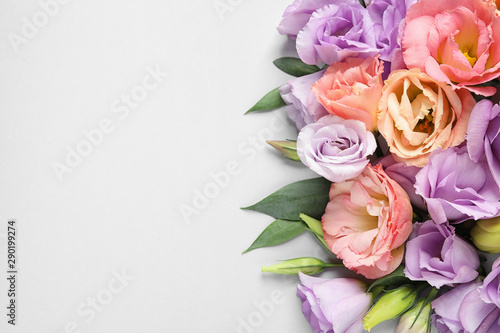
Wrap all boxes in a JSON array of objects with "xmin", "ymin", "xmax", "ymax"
[
  {"xmin": 261, "ymin": 257, "xmax": 337, "ymax": 275},
  {"xmin": 266, "ymin": 140, "xmax": 300, "ymax": 161},
  {"xmin": 363, "ymin": 286, "xmax": 416, "ymax": 331},
  {"xmin": 395, "ymin": 300, "xmax": 431, "ymax": 333},
  {"xmin": 471, "ymin": 217, "xmax": 500, "ymax": 253}
]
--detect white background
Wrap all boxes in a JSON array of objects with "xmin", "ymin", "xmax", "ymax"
[{"xmin": 0, "ymin": 1, "xmax": 400, "ymax": 332}]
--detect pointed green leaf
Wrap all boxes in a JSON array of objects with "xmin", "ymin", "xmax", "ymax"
[
  {"xmin": 273, "ymin": 57, "xmax": 321, "ymax": 77},
  {"xmin": 245, "ymin": 87, "xmax": 286, "ymax": 114},
  {"xmin": 243, "ymin": 219, "xmax": 307, "ymax": 253},
  {"xmin": 242, "ymin": 178, "xmax": 331, "ymax": 220}
]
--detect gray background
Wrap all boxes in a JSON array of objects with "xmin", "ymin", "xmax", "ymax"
[{"xmin": 1, "ymin": 0, "xmax": 404, "ymax": 332}]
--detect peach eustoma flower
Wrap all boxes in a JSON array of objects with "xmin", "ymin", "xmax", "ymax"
[
  {"xmin": 402, "ymin": 0, "xmax": 500, "ymax": 96},
  {"xmin": 377, "ymin": 69, "xmax": 475, "ymax": 167},
  {"xmin": 322, "ymin": 164, "xmax": 413, "ymax": 279},
  {"xmin": 311, "ymin": 56, "xmax": 384, "ymax": 131}
]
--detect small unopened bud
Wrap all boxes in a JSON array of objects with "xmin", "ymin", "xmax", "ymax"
[
  {"xmin": 471, "ymin": 217, "xmax": 500, "ymax": 253},
  {"xmin": 395, "ymin": 300, "xmax": 431, "ymax": 333},
  {"xmin": 261, "ymin": 257, "xmax": 339, "ymax": 275},
  {"xmin": 363, "ymin": 286, "xmax": 416, "ymax": 331},
  {"xmin": 266, "ymin": 140, "xmax": 300, "ymax": 161}
]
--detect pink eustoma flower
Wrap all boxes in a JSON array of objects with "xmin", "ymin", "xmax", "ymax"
[
  {"xmin": 322, "ymin": 164, "xmax": 413, "ymax": 279},
  {"xmin": 402, "ymin": 0, "xmax": 500, "ymax": 96},
  {"xmin": 311, "ymin": 56, "xmax": 384, "ymax": 131}
]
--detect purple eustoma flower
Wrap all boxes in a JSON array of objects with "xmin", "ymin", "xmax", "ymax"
[
  {"xmin": 296, "ymin": 1, "xmax": 379, "ymax": 65},
  {"xmin": 367, "ymin": 0, "xmax": 418, "ymax": 71},
  {"xmin": 404, "ymin": 220, "xmax": 479, "ymax": 288},
  {"xmin": 479, "ymin": 257, "xmax": 500, "ymax": 308},
  {"xmin": 297, "ymin": 272, "xmax": 372, "ymax": 333},
  {"xmin": 297, "ymin": 115, "xmax": 377, "ymax": 182},
  {"xmin": 432, "ymin": 280, "xmax": 500, "ymax": 333},
  {"xmin": 277, "ymin": 0, "xmax": 337, "ymax": 39},
  {"xmin": 279, "ymin": 70, "xmax": 328, "ymax": 130},
  {"xmin": 414, "ymin": 146, "xmax": 500, "ymax": 224},
  {"xmin": 467, "ymin": 99, "xmax": 500, "ymax": 188}
]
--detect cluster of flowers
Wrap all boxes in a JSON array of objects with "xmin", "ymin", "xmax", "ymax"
[{"xmin": 245, "ymin": 0, "xmax": 500, "ymax": 332}]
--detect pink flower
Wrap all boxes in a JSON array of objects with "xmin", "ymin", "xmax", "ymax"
[
  {"xmin": 321, "ymin": 164, "xmax": 413, "ymax": 279},
  {"xmin": 311, "ymin": 56, "xmax": 384, "ymax": 131},
  {"xmin": 402, "ymin": 0, "xmax": 500, "ymax": 96},
  {"xmin": 377, "ymin": 69, "xmax": 475, "ymax": 167}
]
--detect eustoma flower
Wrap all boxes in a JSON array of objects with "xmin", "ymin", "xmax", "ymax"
[
  {"xmin": 297, "ymin": 272, "xmax": 372, "ymax": 333},
  {"xmin": 322, "ymin": 164, "xmax": 413, "ymax": 279},
  {"xmin": 377, "ymin": 69, "xmax": 475, "ymax": 167},
  {"xmin": 404, "ymin": 220, "xmax": 479, "ymax": 288},
  {"xmin": 402, "ymin": 0, "xmax": 500, "ymax": 96},
  {"xmin": 277, "ymin": 0, "xmax": 335, "ymax": 38},
  {"xmin": 432, "ymin": 280, "xmax": 500, "ymax": 332},
  {"xmin": 415, "ymin": 146, "xmax": 500, "ymax": 223},
  {"xmin": 367, "ymin": 0, "xmax": 418, "ymax": 70},
  {"xmin": 296, "ymin": 0, "xmax": 378, "ymax": 65},
  {"xmin": 479, "ymin": 257, "xmax": 500, "ymax": 308},
  {"xmin": 467, "ymin": 99, "xmax": 500, "ymax": 187},
  {"xmin": 280, "ymin": 70, "xmax": 328, "ymax": 130},
  {"xmin": 297, "ymin": 115, "xmax": 377, "ymax": 182},
  {"xmin": 311, "ymin": 56, "xmax": 384, "ymax": 131}
]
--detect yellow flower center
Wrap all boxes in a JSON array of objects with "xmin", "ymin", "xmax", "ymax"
[{"xmin": 462, "ymin": 47, "xmax": 477, "ymax": 67}]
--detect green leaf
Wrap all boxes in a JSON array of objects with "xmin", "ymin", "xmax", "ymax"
[
  {"xmin": 245, "ymin": 87, "xmax": 286, "ymax": 114},
  {"xmin": 242, "ymin": 178, "xmax": 331, "ymax": 220},
  {"xmin": 367, "ymin": 265, "xmax": 411, "ymax": 293},
  {"xmin": 273, "ymin": 57, "xmax": 321, "ymax": 77},
  {"xmin": 243, "ymin": 219, "xmax": 307, "ymax": 253}
]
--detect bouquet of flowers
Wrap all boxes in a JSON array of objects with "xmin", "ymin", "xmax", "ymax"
[{"xmin": 242, "ymin": 0, "xmax": 500, "ymax": 332}]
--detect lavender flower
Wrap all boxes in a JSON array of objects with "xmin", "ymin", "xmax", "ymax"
[
  {"xmin": 367, "ymin": 0, "xmax": 418, "ymax": 71},
  {"xmin": 414, "ymin": 146, "xmax": 500, "ymax": 224},
  {"xmin": 467, "ymin": 99, "xmax": 500, "ymax": 188},
  {"xmin": 296, "ymin": 1, "xmax": 379, "ymax": 65},
  {"xmin": 404, "ymin": 220, "xmax": 479, "ymax": 288},
  {"xmin": 277, "ymin": 0, "xmax": 336, "ymax": 38},
  {"xmin": 479, "ymin": 257, "xmax": 500, "ymax": 308},
  {"xmin": 432, "ymin": 280, "xmax": 500, "ymax": 333},
  {"xmin": 297, "ymin": 272, "xmax": 372, "ymax": 333},
  {"xmin": 279, "ymin": 70, "xmax": 328, "ymax": 130},
  {"xmin": 297, "ymin": 115, "xmax": 377, "ymax": 182}
]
